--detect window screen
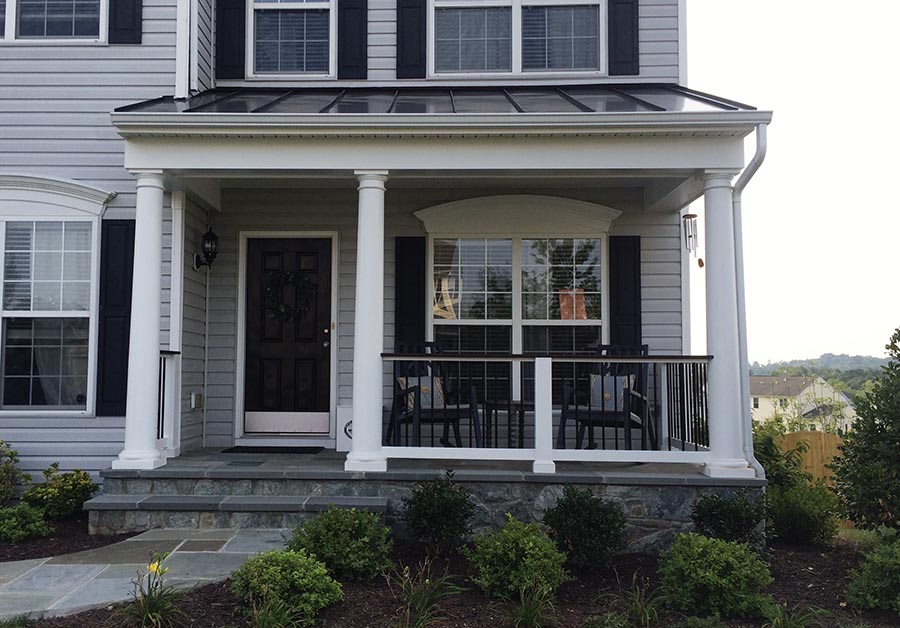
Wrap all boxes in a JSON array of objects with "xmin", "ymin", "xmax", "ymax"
[
  {"xmin": 522, "ymin": 5, "xmax": 599, "ymax": 70},
  {"xmin": 435, "ymin": 7, "xmax": 511, "ymax": 72},
  {"xmin": 17, "ymin": 0, "xmax": 100, "ymax": 38}
]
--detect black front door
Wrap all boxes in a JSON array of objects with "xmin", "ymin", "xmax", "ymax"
[{"xmin": 244, "ymin": 238, "xmax": 332, "ymax": 434}]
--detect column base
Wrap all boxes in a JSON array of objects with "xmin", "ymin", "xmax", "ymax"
[
  {"xmin": 703, "ymin": 459, "xmax": 757, "ymax": 479},
  {"xmin": 344, "ymin": 453, "xmax": 388, "ymax": 473},
  {"xmin": 532, "ymin": 460, "xmax": 556, "ymax": 474},
  {"xmin": 111, "ymin": 450, "xmax": 166, "ymax": 471}
]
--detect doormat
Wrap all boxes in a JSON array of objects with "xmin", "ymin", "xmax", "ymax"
[{"xmin": 221, "ymin": 446, "xmax": 324, "ymax": 454}]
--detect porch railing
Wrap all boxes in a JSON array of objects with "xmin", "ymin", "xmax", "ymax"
[{"xmin": 381, "ymin": 353, "xmax": 711, "ymax": 468}]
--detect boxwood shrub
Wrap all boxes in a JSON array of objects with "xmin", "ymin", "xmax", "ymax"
[
  {"xmin": 0, "ymin": 504, "xmax": 53, "ymax": 543},
  {"xmin": 691, "ymin": 490, "xmax": 765, "ymax": 547},
  {"xmin": 542, "ymin": 486, "xmax": 627, "ymax": 570},
  {"xmin": 401, "ymin": 470, "xmax": 475, "ymax": 553},
  {"xmin": 21, "ymin": 464, "xmax": 98, "ymax": 520},
  {"xmin": 846, "ymin": 539, "xmax": 900, "ymax": 613}
]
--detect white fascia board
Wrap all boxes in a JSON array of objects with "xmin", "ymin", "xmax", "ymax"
[
  {"xmin": 111, "ymin": 110, "xmax": 773, "ymax": 140},
  {"xmin": 122, "ymin": 133, "xmax": 749, "ymax": 172}
]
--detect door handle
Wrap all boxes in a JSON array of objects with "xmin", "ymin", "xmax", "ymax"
[
  {"xmin": 323, "ymin": 340, "xmax": 330, "ymax": 348},
  {"xmin": 323, "ymin": 328, "xmax": 329, "ymax": 335}
]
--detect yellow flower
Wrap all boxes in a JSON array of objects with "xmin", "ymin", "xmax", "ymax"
[{"xmin": 147, "ymin": 561, "xmax": 160, "ymax": 574}]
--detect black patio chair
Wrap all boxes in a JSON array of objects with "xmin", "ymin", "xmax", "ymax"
[
  {"xmin": 555, "ymin": 344, "xmax": 657, "ymax": 450},
  {"xmin": 385, "ymin": 342, "xmax": 483, "ymax": 447}
]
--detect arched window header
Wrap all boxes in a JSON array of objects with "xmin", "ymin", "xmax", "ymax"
[
  {"xmin": 414, "ymin": 195, "xmax": 622, "ymax": 235},
  {"xmin": 0, "ymin": 174, "xmax": 116, "ymax": 218}
]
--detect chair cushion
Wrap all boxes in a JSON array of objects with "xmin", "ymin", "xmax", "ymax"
[
  {"xmin": 589, "ymin": 374, "xmax": 634, "ymax": 411},
  {"xmin": 397, "ymin": 376, "xmax": 446, "ymax": 411}
]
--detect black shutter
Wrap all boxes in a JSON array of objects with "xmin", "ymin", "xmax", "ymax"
[
  {"xmin": 396, "ymin": 0, "xmax": 426, "ymax": 78},
  {"xmin": 216, "ymin": 0, "xmax": 246, "ymax": 79},
  {"xmin": 108, "ymin": 0, "xmax": 142, "ymax": 44},
  {"xmin": 338, "ymin": 0, "xmax": 368, "ymax": 78},
  {"xmin": 394, "ymin": 237, "xmax": 426, "ymax": 350},
  {"xmin": 609, "ymin": 236, "xmax": 642, "ymax": 347},
  {"xmin": 96, "ymin": 220, "xmax": 135, "ymax": 416},
  {"xmin": 608, "ymin": 0, "xmax": 639, "ymax": 76}
]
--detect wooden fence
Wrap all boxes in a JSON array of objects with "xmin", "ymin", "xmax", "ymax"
[{"xmin": 777, "ymin": 431, "xmax": 844, "ymax": 485}]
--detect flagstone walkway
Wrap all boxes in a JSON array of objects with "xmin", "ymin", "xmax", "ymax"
[{"xmin": 0, "ymin": 528, "xmax": 288, "ymax": 620}]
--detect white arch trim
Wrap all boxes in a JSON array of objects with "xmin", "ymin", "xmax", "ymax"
[
  {"xmin": 0, "ymin": 174, "xmax": 117, "ymax": 217},
  {"xmin": 414, "ymin": 195, "xmax": 623, "ymax": 235}
]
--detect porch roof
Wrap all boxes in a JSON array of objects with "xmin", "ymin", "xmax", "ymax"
[
  {"xmin": 118, "ymin": 83, "xmax": 755, "ymax": 115},
  {"xmin": 112, "ymin": 83, "xmax": 771, "ymax": 140}
]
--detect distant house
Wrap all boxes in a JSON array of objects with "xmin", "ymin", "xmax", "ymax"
[{"xmin": 749, "ymin": 376, "xmax": 855, "ymax": 433}]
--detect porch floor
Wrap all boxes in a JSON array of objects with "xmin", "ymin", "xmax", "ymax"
[{"xmin": 103, "ymin": 449, "xmax": 764, "ymax": 487}]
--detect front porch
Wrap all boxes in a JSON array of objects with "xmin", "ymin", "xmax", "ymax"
[
  {"xmin": 107, "ymin": 83, "xmax": 770, "ymax": 483},
  {"xmin": 88, "ymin": 449, "xmax": 764, "ymax": 549}
]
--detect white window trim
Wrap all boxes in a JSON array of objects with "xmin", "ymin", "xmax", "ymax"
[
  {"xmin": 427, "ymin": 0, "xmax": 608, "ymax": 79},
  {"xmin": 0, "ymin": 175, "xmax": 113, "ymax": 417},
  {"xmin": 244, "ymin": 0, "xmax": 338, "ymax": 79},
  {"xmin": 1, "ymin": 0, "xmax": 108, "ymax": 44}
]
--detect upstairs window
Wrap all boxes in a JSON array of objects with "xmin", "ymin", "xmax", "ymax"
[
  {"xmin": 430, "ymin": 0, "xmax": 605, "ymax": 76},
  {"xmin": 249, "ymin": 0, "xmax": 334, "ymax": 76},
  {"xmin": 17, "ymin": 0, "xmax": 100, "ymax": 37}
]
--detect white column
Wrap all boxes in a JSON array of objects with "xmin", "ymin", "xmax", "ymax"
[
  {"xmin": 702, "ymin": 171, "xmax": 754, "ymax": 478},
  {"xmin": 112, "ymin": 171, "xmax": 166, "ymax": 470},
  {"xmin": 532, "ymin": 357, "xmax": 556, "ymax": 474},
  {"xmin": 345, "ymin": 171, "xmax": 389, "ymax": 472}
]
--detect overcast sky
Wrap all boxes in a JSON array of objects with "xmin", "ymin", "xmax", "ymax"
[{"xmin": 685, "ymin": 1, "xmax": 900, "ymax": 363}]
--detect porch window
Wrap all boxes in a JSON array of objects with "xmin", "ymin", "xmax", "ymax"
[
  {"xmin": 250, "ymin": 0, "xmax": 333, "ymax": 75},
  {"xmin": 430, "ymin": 0, "xmax": 603, "ymax": 76},
  {"xmin": 0, "ymin": 221, "xmax": 94, "ymax": 410},
  {"xmin": 15, "ymin": 0, "xmax": 100, "ymax": 38}
]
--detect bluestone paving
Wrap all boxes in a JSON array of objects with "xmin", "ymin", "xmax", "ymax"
[
  {"xmin": 0, "ymin": 559, "xmax": 46, "ymax": 587},
  {"xmin": 0, "ymin": 528, "xmax": 266, "ymax": 620}
]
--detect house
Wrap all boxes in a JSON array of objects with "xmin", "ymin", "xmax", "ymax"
[
  {"xmin": 0, "ymin": 0, "xmax": 771, "ymax": 540},
  {"xmin": 750, "ymin": 376, "xmax": 855, "ymax": 433}
]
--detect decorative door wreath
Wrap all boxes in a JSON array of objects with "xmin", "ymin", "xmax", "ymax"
[{"xmin": 263, "ymin": 271, "xmax": 316, "ymax": 323}]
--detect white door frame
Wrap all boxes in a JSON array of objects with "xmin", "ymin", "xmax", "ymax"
[{"xmin": 234, "ymin": 231, "xmax": 339, "ymax": 447}]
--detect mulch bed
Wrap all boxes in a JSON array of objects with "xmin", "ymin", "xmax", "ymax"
[
  {"xmin": 0, "ymin": 513, "xmax": 137, "ymax": 562},
  {"xmin": 23, "ymin": 540, "xmax": 900, "ymax": 627}
]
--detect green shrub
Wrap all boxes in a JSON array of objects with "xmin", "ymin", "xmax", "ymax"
[
  {"xmin": 288, "ymin": 507, "xmax": 391, "ymax": 581},
  {"xmin": 21, "ymin": 463, "xmax": 98, "ymax": 520},
  {"xmin": 231, "ymin": 550, "xmax": 342, "ymax": 625},
  {"xmin": 691, "ymin": 490, "xmax": 765, "ymax": 547},
  {"xmin": 542, "ymin": 486, "xmax": 627, "ymax": 571},
  {"xmin": 659, "ymin": 533, "xmax": 773, "ymax": 619},
  {"xmin": 752, "ymin": 421, "xmax": 810, "ymax": 490},
  {"xmin": 0, "ymin": 440, "xmax": 29, "ymax": 505},
  {"xmin": 832, "ymin": 327, "xmax": 900, "ymax": 531},
  {"xmin": 465, "ymin": 514, "xmax": 568, "ymax": 599},
  {"xmin": 767, "ymin": 482, "xmax": 838, "ymax": 545},
  {"xmin": 401, "ymin": 470, "xmax": 475, "ymax": 554},
  {"xmin": 845, "ymin": 539, "xmax": 900, "ymax": 613},
  {"xmin": 0, "ymin": 505, "xmax": 53, "ymax": 543}
]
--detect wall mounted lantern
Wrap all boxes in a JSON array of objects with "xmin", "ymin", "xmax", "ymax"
[{"xmin": 193, "ymin": 227, "xmax": 219, "ymax": 270}]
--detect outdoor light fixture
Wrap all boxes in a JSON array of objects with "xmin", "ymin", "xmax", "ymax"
[{"xmin": 193, "ymin": 227, "xmax": 219, "ymax": 270}]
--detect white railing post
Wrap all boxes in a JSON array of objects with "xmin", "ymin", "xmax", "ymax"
[
  {"xmin": 532, "ymin": 357, "xmax": 556, "ymax": 474},
  {"xmin": 659, "ymin": 363, "xmax": 670, "ymax": 449}
]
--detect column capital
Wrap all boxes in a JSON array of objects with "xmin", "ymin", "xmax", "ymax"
[
  {"xmin": 130, "ymin": 170, "xmax": 166, "ymax": 189},
  {"xmin": 355, "ymin": 170, "xmax": 389, "ymax": 190},
  {"xmin": 701, "ymin": 169, "xmax": 739, "ymax": 189}
]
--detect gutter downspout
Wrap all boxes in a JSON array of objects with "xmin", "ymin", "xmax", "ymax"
[{"xmin": 732, "ymin": 123, "xmax": 768, "ymax": 478}]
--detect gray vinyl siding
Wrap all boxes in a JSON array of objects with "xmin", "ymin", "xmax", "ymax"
[
  {"xmin": 0, "ymin": 0, "xmax": 177, "ymax": 480},
  {"xmin": 368, "ymin": 0, "xmax": 396, "ymax": 80},
  {"xmin": 180, "ymin": 198, "xmax": 209, "ymax": 452},
  {"xmin": 195, "ymin": 0, "xmax": 215, "ymax": 90},
  {"xmin": 638, "ymin": 0, "xmax": 680, "ymax": 81},
  {"xmin": 197, "ymin": 188, "xmax": 682, "ymax": 445}
]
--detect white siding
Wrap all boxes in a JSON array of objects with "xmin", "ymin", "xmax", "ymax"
[{"xmin": 0, "ymin": 1, "xmax": 177, "ymax": 479}]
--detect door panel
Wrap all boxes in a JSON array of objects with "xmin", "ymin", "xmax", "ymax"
[{"xmin": 244, "ymin": 237, "xmax": 332, "ymax": 434}]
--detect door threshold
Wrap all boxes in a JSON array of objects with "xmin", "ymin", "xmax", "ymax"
[{"xmin": 234, "ymin": 436, "xmax": 336, "ymax": 448}]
